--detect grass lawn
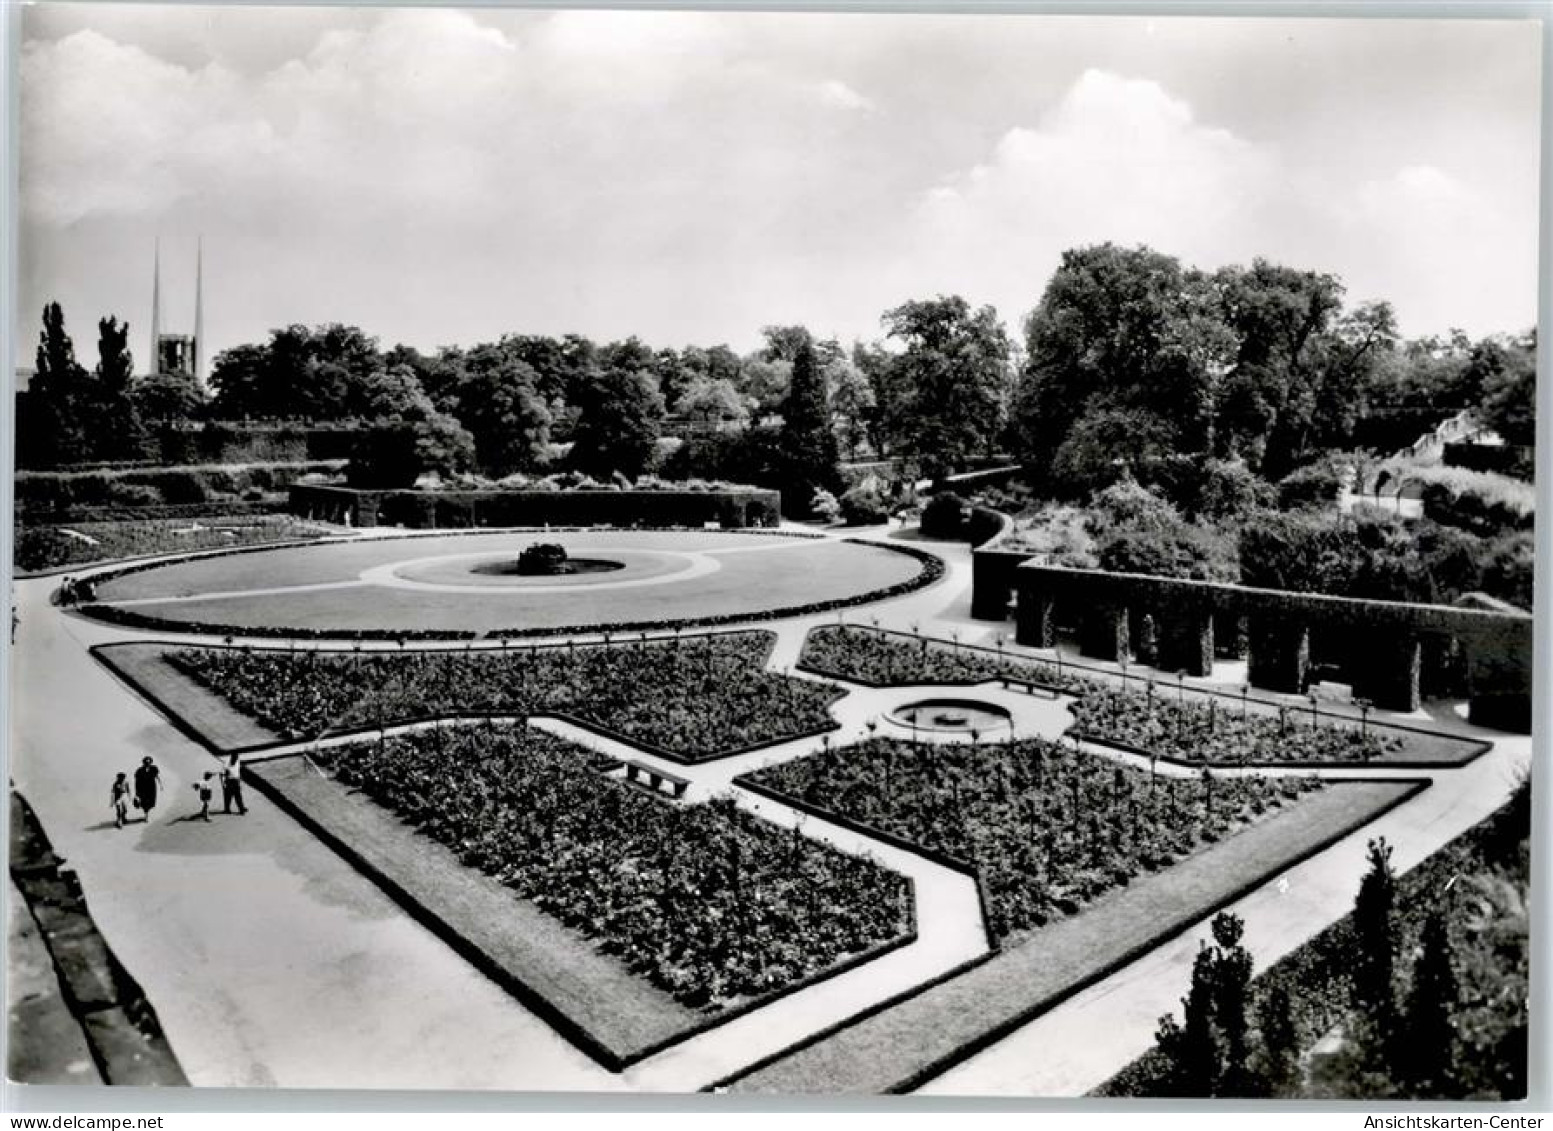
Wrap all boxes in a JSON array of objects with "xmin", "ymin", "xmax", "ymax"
[
  {"xmin": 248, "ymin": 755, "xmax": 700, "ymax": 1068},
  {"xmin": 88, "ymin": 531, "xmax": 931, "ymax": 635},
  {"xmin": 720, "ymin": 778, "xmax": 1426, "ymax": 1094}
]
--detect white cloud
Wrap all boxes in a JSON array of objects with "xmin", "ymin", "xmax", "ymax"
[
  {"xmin": 907, "ymin": 69, "xmax": 1537, "ymax": 337},
  {"xmin": 15, "ymin": 15, "xmax": 1542, "ymax": 361},
  {"xmin": 818, "ymin": 79, "xmax": 874, "ymax": 112}
]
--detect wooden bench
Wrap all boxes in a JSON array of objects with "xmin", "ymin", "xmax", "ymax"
[
  {"xmin": 999, "ymin": 676, "xmax": 1060, "ymax": 701},
  {"xmin": 622, "ymin": 759, "xmax": 690, "ymax": 799}
]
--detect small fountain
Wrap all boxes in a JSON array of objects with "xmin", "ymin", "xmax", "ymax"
[{"xmin": 887, "ymin": 697, "xmax": 1013, "ymax": 735}]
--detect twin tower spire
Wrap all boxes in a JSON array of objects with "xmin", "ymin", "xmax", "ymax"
[{"xmin": 149, "ymin": 237, "xmax": 203, "ymax": 385}]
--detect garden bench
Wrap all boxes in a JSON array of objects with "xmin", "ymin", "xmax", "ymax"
[
  {"xmin": 623, "ymin": 759, "xmax": 690, "ymax": 799},
  {"xmin": 999, "ymin": 676, "xmax": 1059, "ymax": 700}
]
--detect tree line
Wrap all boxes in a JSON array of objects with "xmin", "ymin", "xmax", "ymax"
[{"xmin": 17, "ymin": 243, "xmax": 1534, "ymax": 515}]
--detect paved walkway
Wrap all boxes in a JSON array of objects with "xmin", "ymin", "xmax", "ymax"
[{"xmin": 7, "ymin": 523, "xmax": 1535, "ymax": 1095}]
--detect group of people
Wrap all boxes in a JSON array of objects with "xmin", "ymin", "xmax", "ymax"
[
  {"xmin": 57, "ymin": 575, "xmax": 97, "ymax": 606},
  {"xmin": 110, "ymin": 752, "xmax": 248, "ymax": 828}
]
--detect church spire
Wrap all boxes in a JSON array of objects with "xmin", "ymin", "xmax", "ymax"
[
  {"xmin": 193, "ymin": 237, "xmax": 204, "ymax": 386},
  {"xmin": 150, "ymin": 237, "xmax": 162, "ymax": 376}
]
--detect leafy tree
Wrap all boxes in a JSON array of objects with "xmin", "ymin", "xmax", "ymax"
[
  {"xmin": 347, "ymin": 409, "xmax": 474, "ymax": 488},
  {"xmin": 827, "ymin": 355, "xmax": 876, "ymax": 460},
  {"xmin": 209, "ymin": 323, "xmax": 383, "ymax": 420},
  {"xmin": 452, "ymin": 359, "xmax": 552, "ymax": 476},
  {"xmin": 777, "ymin": 339, "xmax": 843, "ymax": 515},
  {"xmin": 1255, "ymin": 984, "xmax": 1301, "ymax": 1095},
  {"xmin": 131, "ymin": 370, "xmax": 206, "ymax": 425},
  {"xmin": 1402, "ymin": 908, "xmax": 1461, "ymax": 1095},
  {"xmin": 207, "ymin": 342, "xmax": 274, "ymax": 418},
  {"xmin": 355, "ymin": 366, "xmax": 434, "ymax": 421},
  {"xmin": 1351, "ymin": 837, "xmax": 1401, "ymax": 1070},
  {"xmin": 677, "ymin": 376, "xmax": 750, "ymax": 428},
  {"xmin": 882, "ymin": 295, "xmax": 1012, "ymax": 482},
  {"xmin": 1476, "ymin": 333, "xmax": 1536, "ymax": 450},
  {"xmin": 1211, "ymin": 912, "xmax": 1257, "ymax": 1096},
  {"xmin": 567, "ymin": 367, "xmax": 664, "ymax": 480},
  {"xmin": 1015, "ymin": 245, "xmax": 1230, "ymax": 491},
  {"xmin": 92, "ymin": 315, "xmax": 149, "ymax": 460},
  {"xmin": 1159, "ymin": 943, "xmax": 1223, "ymax": 1095},
  {"xmin": 20, "ymin": 302, "xmax": 91, "ymax": 467},
  {"xmin": 737, "ymin": 357, "xmax": 793, "ymax": 417}
]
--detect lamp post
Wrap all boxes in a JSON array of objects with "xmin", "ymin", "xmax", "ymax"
[{"xmin": 1356, "ymin": 697, "xmax": 1373, "ymax": 740}]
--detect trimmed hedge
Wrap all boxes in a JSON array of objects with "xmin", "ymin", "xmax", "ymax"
[
  {"xmin": 289, "ymin": 484, "xmax": 783, "ymax": 530},
  {"xmin": 16, "ymin": 462, "xmax": 343, "ymax": 519}
]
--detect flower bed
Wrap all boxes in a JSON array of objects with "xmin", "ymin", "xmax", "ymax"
[
  {"xmin": 14, "ymin": 515, "xmax": 333, "ymax": 574},
  {"xmin": 744, "ymin": 736, "xmax": 1323, "ymax": 945},
  {"xmin": 800, "ymin": 626, "xmax": 1401, "ymax": 765},
  {"xmin": 170, "ymin": 631, "xmax": 843, "ymax": 761},
  {"xmin": 311, "ymin": 724, "xmax": 911, "ymax": 1009}
]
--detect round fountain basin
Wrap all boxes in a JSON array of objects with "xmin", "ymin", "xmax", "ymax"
[{"xmin": 888, "ymin": 697, "xmax": 1013, "ymax": 735}]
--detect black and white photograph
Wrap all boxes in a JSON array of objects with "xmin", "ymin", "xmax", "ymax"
[{"xmin": 3, "ymin": 3, "xmax": 1544, "ymax": 1109}]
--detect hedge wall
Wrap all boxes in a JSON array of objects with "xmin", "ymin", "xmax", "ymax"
[
  {"xmin": 17, "ymin": 462, "xmax": 344, "ymax": 519},
  {"xmin": 289, "ymin": 484, "xmax": 783, "ymax": 529}
]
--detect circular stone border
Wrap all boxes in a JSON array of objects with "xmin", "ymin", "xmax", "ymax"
[
  {"xmin": 360, "ymin": 548, "xmax": 719, "ymax": 594},
  {"xmin": 886, "ymin": 697, "xmax": 1014, "ymax": 735}
]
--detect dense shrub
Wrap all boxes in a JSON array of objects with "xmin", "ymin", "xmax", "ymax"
[
  {"xmin": 15, "ymin": 462, "xmax": 342, "ymax": 519},
  {"xmin": 1277, "ymin": 461, "xmax": 1349, "ymax": 510},
  {"xmin": 172, "ymin": 631, "xmax": 842, "ymax": 760},
  {"xmin": 516, "ymin": 542, "xmax": 569, "ymax": 575},
  {"xmin": 1003, "ymin": 504, "xmax": 1097, "ymax": 565},
  {"xmin": 316, "ymin": 724, "xmax": 910, "ymax": 1008},
  {"xmin": 1142, "ymin": 456, "xmax": 1273, "ymax": 523},
  {"xmin": 839, "ymin": 485, "xmax": 890, "ymax": 526},
  {"xmin": 920, "ymin": 492, "xmax": 968, "ymax": 538},
  {"xmin": 748, "ymin": 734, "xmax": 1323, "ymax": 944},
  {"xmin": 800, "ymin": 626, "xmax": 1398, "ymax": 765},
  {"xmin": 13, "ymin": 516, "xmax": 332, "ymax": 573}
]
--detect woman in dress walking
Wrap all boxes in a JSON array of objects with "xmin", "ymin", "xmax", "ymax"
[{"xmin": 132, "ymin": 756, "xmax": 161, "ymax": 821}]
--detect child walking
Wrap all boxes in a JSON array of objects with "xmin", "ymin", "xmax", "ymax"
[{"xmin": 110, "ymin": 772, "xmax": 130, "ymax": 829}]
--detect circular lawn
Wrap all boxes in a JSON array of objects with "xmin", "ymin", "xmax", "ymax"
[{"xmin": 86, "ymin": 530, "xmax": 937, "ymax": 636}]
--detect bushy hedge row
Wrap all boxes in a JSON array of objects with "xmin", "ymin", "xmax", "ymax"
[
  {"xmin": 170, "ymin": 631, "xmax": 843, "ymax": 760},
  {"xmin": 313, "ymin": 724, "xmax": 911, "ymax": 1008},
  {"xmin": 746, "ymin": 735, "xmax": 1322, "ymax": 945},
  {"xmin": 800, "ymin": 626, "xmax": 1398, "ymax": 765},
  {"xmin": 14, "ymin": 516, "xmax": 333, "ymax": 574},
  {"xmin": 16, "ymin": 462, "xmax": 343, "ymax": 518},
  {"xmin": 290, "ymin": 484, "xmax": 783, "ymax": 530}
]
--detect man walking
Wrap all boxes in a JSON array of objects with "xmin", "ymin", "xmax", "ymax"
[{"xmin": 221, "ymin": 752, "xmax": 248, "ymax": 815}]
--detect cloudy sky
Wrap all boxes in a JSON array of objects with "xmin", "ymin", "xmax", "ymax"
[{"xmin": 15, "ymin": 7, "xmax": 1544, "ymax": 369}]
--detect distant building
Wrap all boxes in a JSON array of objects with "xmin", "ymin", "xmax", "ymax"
[{"xmin": 150, "ymin": 237, "xmax": 205, "ymax": 385}]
